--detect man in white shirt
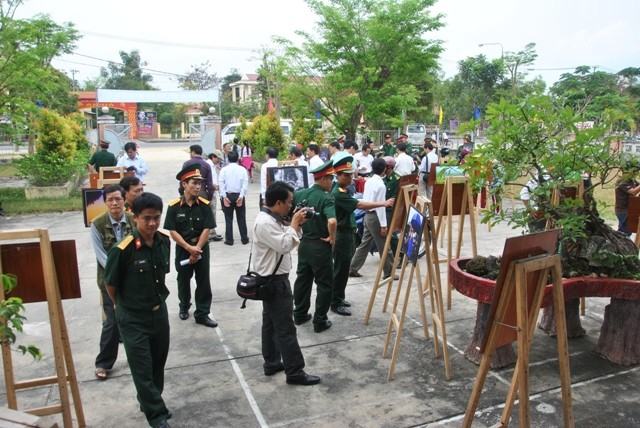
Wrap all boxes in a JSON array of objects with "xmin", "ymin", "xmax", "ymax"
[
  {"xmin": 354, "ymin": 144, "xmax": 374, "ymax": 177},
  {"xmin": 206, "ymin": 150, "xmax": 224, "ymax": 241},
  {"xmin": 394, "ymin": 142, "xmax": 415, "ymax": 176},
  {"xmin": 419, "ymin": 142, "xmax": 439, "ymax": 199},
  {"xmin": 349, "ymin": 158, "xmax": 397, "ymax": 280},
  {"xmin": 289, "ymin": 146, "xmax": 309, "ymax": 187},
  {"xmin": 260, "ymin": 147, "xmax": 279, "ymax": 208},
  {"xmin": 219, "ymin": 151, "xmax": 249, "ymax": 245},
  {"xmin": 306, "ymin": 143, "xmax": 323, "ymax": 185},
  {"xmin": 116, "ymin": 142, "xmax": 148, "ymax": 182},
  {"xmin": 253, "ymin": 181, "xmax": 321, "ymax": 385}
]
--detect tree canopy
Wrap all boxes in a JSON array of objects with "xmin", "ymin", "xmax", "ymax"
[
  {"xmin": 100, "ymin": 50, "xmax": 156, "ymax": 90},
  {"xmin": 266, "ymin": 0, "xmax": 444, "ymax": 140}
]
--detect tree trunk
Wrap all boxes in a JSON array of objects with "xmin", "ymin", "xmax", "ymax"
[
  {"xmin": 537, "ymin": 298, "xmax": 585, "ymax": 338},
  {"xmin": 464, "ymin": 302, "xmax": 516, "ymax": 369},
  {"xmin": 595, "ymin": 299, "xmax": 640, "ymax": 365}
]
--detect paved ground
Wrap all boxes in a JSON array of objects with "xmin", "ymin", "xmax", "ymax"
[{"xmin": 1, "ymin": 141, "xmax": 639, "ymax": 427}]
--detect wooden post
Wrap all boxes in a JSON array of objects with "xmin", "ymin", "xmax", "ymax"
[{"xmin": 0, "ymin": 229, "xmax": 85, "ymax": 428}]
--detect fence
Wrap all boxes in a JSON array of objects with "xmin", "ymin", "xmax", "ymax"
[{"xmin": 0, "ymin": 134, "xmax": 29, "ymax": 158}]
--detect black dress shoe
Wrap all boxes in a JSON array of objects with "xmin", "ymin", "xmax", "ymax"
[
  {"xmin": 178, "ymin": 310, "xmax": 189, "ymax": 320},
  {"xmin": 264, "ymin": 362, "xmax": 285, "ymax": 376},
  {"xmin": 286, "ymin": 371, "xmax": 321, "ymax": 386},
  {"xmin": 342, "ymin": 300, "xmax": 351, "ymax": 307},
  {"xmin": 224, "ymin": 241, "xmax": 233, "ymax": 246},
  {"xmin": 313, "ymin": 320, "xmax": 332, "ymax": 333},
  {"xmin": 241, "ymin": 238, "xmax": 250, "ymax": 245},
  {"xmin": 383, "ymin": 274, "xmax": 399, "ymax": 280},
  {"xmin": 209, "ymin": 234, "xmax": 223, "ymax": 242},
  {"xmin": 348, "ymin": 271, "xmax": 363, "ymax": 278},
  {"xmin": 155, "ymin": 420, "xmax": 171, "ymax": 428},
  {"xmin": 195, "ymin": 316, "xmax": 218, "ymax": 328},
  {"xmin": 331, "ymin": 306, "xmax": 351, "ymax": 316},
  {"xmin": 294, "ymin": 314, "xmax": 312, "ymax": 325}
]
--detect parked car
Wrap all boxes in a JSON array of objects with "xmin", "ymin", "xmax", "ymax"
[{"xmin": 221, "ymin": 120, "xmax": 292, "ymax": 146}]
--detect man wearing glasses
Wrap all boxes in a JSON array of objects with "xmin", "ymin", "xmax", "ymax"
[
  {"xmin": 292, "ymin": 160, "xmax": 337, "ymax": 333},
  {"xmin": 90, "ymin": 185, "xmax": 135, "ymax": 381}
]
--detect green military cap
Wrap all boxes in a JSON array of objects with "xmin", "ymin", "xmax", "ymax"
[
  {"xmin": 310, "ymin": 159, "xmax": 335, "ymax": 179},
  {"xmin": 176, "ymin": 163, "xmax": 204, "ymax": 182},
  {"xmin": 332, "ymin": 154, "xmax": 355, "ymax": 174}
]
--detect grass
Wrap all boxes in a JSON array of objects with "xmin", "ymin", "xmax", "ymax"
[
  {"xmin": 0, "ymin": 188, "xmax": 83, "ymax": 215},
  {"xmin": 0, "ymin": 163, "xmax": 17, "ymax": 177}
]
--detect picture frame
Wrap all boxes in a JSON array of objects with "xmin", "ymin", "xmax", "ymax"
[
  {"xmin": 401, "ymin": 204, "xmax": 425, "ymax": 266},
  {"xmin": 82, "ymin": 188, "xmax": 107, "ymax": 227},
  {"xmin": 435, "ymin": 165, "xmax": 465, "ymax": 184},
  {"xmin": 267, "ymin": 165, "xmax": 309, "ymax": 192}
]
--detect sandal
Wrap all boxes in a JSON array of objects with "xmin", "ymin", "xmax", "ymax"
[
  {"xmin": 95, "ymin": 367, "xmax": 108, "ymax": 381},
  {"xmin": 348, "ymin": 271, "xmax": 363, "ymax": 278}
]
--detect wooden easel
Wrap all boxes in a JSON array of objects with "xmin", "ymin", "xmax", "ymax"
[
  {"xmin": 363, "ymin": 184, "xmax": 417, "ymax": 325},
  {"xmin": 463, "ymin": 253, "xmax": 573, "ymax": 427},
  {"xmin": 383, "ymin": 196, "xmax": 451, "ymax": 381},
  {"xmin": 97, "ymin": 166, "xmax": 127, "ymax": 188},
  {"xmin": 0, "ymin": 229, "xmax": 85, "ymax": 428},
  {"xmin": 432, "ymin": 176, "xmax": 477, "ymax": 309}
]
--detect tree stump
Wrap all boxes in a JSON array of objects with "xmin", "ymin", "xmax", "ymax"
[
  {"xmin": 464, "ymin": 302, "xmax": 516, "ymax": 369},
  {"xmin": 595, "ymin": 299, "xmax": 640, "ymax": 366},
  {"xmin": 537, "ymin": 298, "xmax": 585, "ymax": 338}
]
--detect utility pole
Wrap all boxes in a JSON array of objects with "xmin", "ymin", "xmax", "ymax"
[{"xmin": 70, "ymin": 69, "xmax": 79, "ymax": 90}]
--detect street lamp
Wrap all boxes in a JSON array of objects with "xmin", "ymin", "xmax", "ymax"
[{"xmin": 478, "ymin": 42, "xmax": 504, "ymax": 59}]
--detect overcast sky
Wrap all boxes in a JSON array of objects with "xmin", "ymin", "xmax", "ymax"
[{"xmin": 15, "ymin": 0, "xmax": 640, "ymax": 91}]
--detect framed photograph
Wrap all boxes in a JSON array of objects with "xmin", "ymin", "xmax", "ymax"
[
  {"xmin": 82, "ymin": 188, "xmax": 107, "ymax": 227},
  {"xmin": 435, "ymin": 165, "xmax": 465, "ymax": 184},
  {"xmin": 401, "ymin": 204, "xmax": 425, "ymax": 266},
  {"xmin": 319, "ymin": 147, "xmax": 330, "ymax": 162},
  {"xmin": 267, "ymin": 165, "xmax": 309, "ymax": 192}
]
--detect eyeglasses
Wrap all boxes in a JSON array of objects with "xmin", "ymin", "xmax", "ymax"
[
  {"xmin": 138, "ymin": 215, "xmax": 162, "ymax": 224},
  {"xmin": 106, "ymin": 197, "xmax": 124, "ymax": 204}
]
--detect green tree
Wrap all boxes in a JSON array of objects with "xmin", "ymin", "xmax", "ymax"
[
  {"xmin": 269, "ymin": 0, "xmax": 444, "ymax": 140},
  {"xmin": 100, "ymin": 50, "xmax": 156, "ymax": 90},
  {"xmin": 465, "ymin": 94, "xmax": 639, "ymax": 277},
  {"xmin": 242, "ymin": 111, "xmax": 286, "ymax": 158},
  {"xmin": 177, "ymin": 61, "xmax": 220, "ymax": 91},
  {"xmin": 0, "ymin": 2, "xmax": 80, "ymax": 136},
  {"xmin": 503, "ymin": 42, "xmax": 538, "ymax": 99}
]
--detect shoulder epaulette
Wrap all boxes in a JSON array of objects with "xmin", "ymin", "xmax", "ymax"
[
  {"xmin": 117, "ymin": 235, "xmax": 134, "ymax": 250},
  {"xmin": 157, "ymin": 229, "xmax": 171, "ymax": 237},
  {"xmin": 198, "ymin": 196, "xmax": 211, "ymax": 205},
  {"xmin": 168, "ymin": 198, "xmax": 181, "ymax": 206}
]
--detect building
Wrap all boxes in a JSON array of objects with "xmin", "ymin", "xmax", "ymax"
[{"xmin": 229, "ymin": 74, "xmax": 259, "ymax": 104}]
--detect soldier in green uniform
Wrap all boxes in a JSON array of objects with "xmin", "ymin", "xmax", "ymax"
[
  {"xmin": 331, "ymin": 156, "xmax": 394, "ymax": 316},
  {"xmin": 88, "ymin": 140, "xmax": 117, "ymax": 173},
  {"xmin": 293, "ymin": 160, "xmax": 337, "ymax": 333},
  {"xmin": 381, "ymin": 134, "xmax": 397, "ymax": 157},
  {"xmin": 104, "ymin": 192, "xmax": 172, "ymax": 428},
  {"xmin": 164, "ymin": 164, "xmax": 218, "ymax": 328}
]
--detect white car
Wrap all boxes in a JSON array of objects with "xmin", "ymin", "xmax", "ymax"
[{"xmin": 221, "ymin": 120, "xmax": 292, "ymax": 145}]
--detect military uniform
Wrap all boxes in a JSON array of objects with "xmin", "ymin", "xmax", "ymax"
[
  {"xmin": 89, "ymin": 148, "xmax": 116, "ymax": 172},
  {"xmin": 164, "ymin": 194, "xmax": 214, "ymax": 318},
  {"xmin": 293, "ymin": 162, "xmax": 336, "ymax": 329},
  {"xmin": 384, "ymin": 171, "xmax": 401, "ymax": 259},
  {"xmin": 331, "ymin": 158, "xmax": 359, "ymax": 311},
  {"xmin": 104, "ymin": 228, "xmax": 171, "ymax": 427}
]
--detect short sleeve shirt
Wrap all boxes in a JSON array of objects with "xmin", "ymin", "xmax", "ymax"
[
  {"xmin": 104, "ymin": 229, "xmax": 171, "ymax": 311},
  {"xmin": 331, "ymin": 185, "xmax": 359, "ymax": 230},
  {"xmin": 293, "ymin": 184, "xmax": 336, "ymax": 239},
  {"xmin": 163, "ymin": 196, "xmax": 215, "ymax": 244}
]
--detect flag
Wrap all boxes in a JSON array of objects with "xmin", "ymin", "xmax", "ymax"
[
  {"xmin": 267, "ymin": 98, "xmax": 274, "ymax": 112},
  {"xmin": 438, "ymin": 106, "xmax": 443, "ymax": 125},
  {"xmin": 473, "ymin": 106, "xmax": 482, "ymax": 120}
]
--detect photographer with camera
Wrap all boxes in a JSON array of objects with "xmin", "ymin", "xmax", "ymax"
[
  {"xmin": 253, "ymin": 181, "xmax": 321, "ymax": 386},
  {"xmin": 292, "ymin": 160, "xmax": 337, "ymax": 333},
  {"xmin": 331, "ymin": 155, "xmax": 394, "ymax": 317}
]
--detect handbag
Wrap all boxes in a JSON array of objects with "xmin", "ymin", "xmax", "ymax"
[
  {"xmin": 236, "ymin": 244, "xmax": 284, "ymax": 309},
  {"xmin": 422, "ymin": 171, "xmax": 430, "ymax": 183}
]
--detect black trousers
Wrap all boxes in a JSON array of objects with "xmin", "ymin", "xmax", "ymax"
[
  {"xmin": 262, "ymin": 277, "xmax": 305, "ymax": 376},
  {"xmin": 221, "ymin": 192, "xmax": 248, "ymax": 243}
]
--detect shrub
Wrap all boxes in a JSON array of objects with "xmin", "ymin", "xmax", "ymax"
[
  {"xmin": 33, "ymin": 109, "xmax": 76, "ymax": 162},
  {"xmin": 242, "ymin": 111, "xmax": 286, "ymax": 159}
]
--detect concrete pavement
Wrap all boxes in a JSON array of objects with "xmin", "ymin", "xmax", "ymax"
[{"xmin": 1, "ymin": 141, "xmax": 639, "ymax": 427}]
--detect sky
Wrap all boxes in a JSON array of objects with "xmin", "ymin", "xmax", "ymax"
[{"xmin": 14, "ymin": 0, "xmax": 640, "ymax": 92}]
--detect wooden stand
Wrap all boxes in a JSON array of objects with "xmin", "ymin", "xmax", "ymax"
[
  {"xmin": 382, "ymin": 196, "xmax": 451, "ymax": 380},
  {"xmin": 0, "ymin": 229, "xmax": 85, "ymax": 428},
  {"xmin": 432, "ymin": 176, "xmax": 477, "ymax": 309},
  {"xmin": 363, "ymin": 184, "xmax": 417, "ymax": 325},
  {"xmin": 463, "ymin": 254, "xmax": 573, "ymax": 427}
]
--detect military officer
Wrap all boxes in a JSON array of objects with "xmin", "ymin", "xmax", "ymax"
[
  {"xmin": 88, "ymin": 140, "xmax": 117, "ymax": 173},
  {"xmin": 383, "ymin": 156, "xmax": 403, "ymax": 267},
  {"xmin": 331, "ymin": 156, "xmax": 394, "ymax": 316},
  {"xmin": 292, "ymin": 160, "xmax": 337, "ymax": 333},
  {"xmin": 104, "ymin": 192, "xmax": 172, "ymax": 428},
  {"xmin": 163, "ymin": 164, "xmax": 218, "ymax": 327}
]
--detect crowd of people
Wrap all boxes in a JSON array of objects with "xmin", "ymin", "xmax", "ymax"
[{"xmin": 88, "ymin": 135, "xmax": 462, "ymax": 428}]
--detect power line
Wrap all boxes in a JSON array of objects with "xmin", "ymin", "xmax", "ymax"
[{"xmin": 79, "ymin": 30, "xmax": 258, "ymax": 52}]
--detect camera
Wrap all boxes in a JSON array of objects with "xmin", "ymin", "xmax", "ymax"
[{"xmin": 293, "ymin": 200, "xmax": 321, "ymax": 220}]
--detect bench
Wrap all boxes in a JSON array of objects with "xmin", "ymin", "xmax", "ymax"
[{"xmin": 449, "ymin": 258, "xmax": 640, "ymax": 368}]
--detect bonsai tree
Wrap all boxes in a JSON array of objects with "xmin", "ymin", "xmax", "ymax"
[{"xmin": 465, "ymin": 94, "xmax": 640, "ymax": 279}]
